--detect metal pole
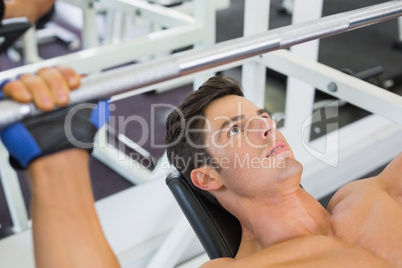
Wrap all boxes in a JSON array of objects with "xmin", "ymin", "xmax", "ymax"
[{"xmin": 0, "ymin": 0, "xmax": 401, "ymax": 130}]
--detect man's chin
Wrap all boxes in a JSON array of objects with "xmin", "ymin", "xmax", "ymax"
[{"xmin": 279, "ymin": 157, "xmax": 303, "ymax": 176}]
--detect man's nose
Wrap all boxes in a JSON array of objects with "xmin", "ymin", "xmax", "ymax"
[
  {"xmin": 261, "ymin": 118, "xmax": 276, "ymax": 141},
  {"xmin": 248, "ymin": 117, "xmax": 276, "ymax": 141}
]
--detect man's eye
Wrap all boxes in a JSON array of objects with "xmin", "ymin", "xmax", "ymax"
[{"xmin": 229, "ymin": 126, "xmax": 241, "ymax": 137}]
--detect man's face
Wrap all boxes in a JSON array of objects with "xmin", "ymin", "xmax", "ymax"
[{"xmin": 202, "ymin": 95, "xmax": 303, "ymax": 198}]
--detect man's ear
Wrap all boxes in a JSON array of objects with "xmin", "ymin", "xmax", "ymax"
[{"xmin": 191, "ymin": 167, "xmax": 223, "ymax": 191}]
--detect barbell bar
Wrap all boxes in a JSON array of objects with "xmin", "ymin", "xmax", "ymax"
[{"xmin": 0, "ymin": 0, "xmax": 402, "ymax": 130}]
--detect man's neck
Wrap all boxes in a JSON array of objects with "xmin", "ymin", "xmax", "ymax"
[{"xmin": 238, "ymin": 188, "xmax": 333, "ymax": 250}]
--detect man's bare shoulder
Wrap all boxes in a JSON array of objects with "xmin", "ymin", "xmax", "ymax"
[
  {"xmin": 381, "ymin": 152, "xmax": 402, "ymax": 176},
  {"xmin": 326, "ymin": 153, "xmax": 402, "ymax": 267},
  {"xmin": 200, "ymin": 236, "xmax": 391, "ymax": 268},
  {"xmin": 327, "ymin": 178, "xmax": 371, "ymax": 213},
  {"xmin": 376, "ymin": 152, "xmax": 402, "ymax": 199},
  {"xmin": 328, "ymin": 152, "xmax": 402, "ymax": 212}
]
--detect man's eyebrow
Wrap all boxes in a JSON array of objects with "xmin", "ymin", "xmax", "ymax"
[
  {"xmin": 219, "ymin": 114, "xmax": 245, "ymax": 131},
  {"xmin": 219, "ymin": 110, "xmax": 268, "ymax": 131},
  {"xmin": 257, "ymin": 109, "xmax": 269, "ymax": 116}
]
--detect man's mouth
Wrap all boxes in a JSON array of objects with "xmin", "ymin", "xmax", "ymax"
[{"xmin": 266, "ymin": 142, "xmax": 288, "ymax": 158}]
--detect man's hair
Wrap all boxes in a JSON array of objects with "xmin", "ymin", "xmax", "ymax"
[{"xmin": 165, "ymin": 76, "xmax": 244, "ymax": 204}]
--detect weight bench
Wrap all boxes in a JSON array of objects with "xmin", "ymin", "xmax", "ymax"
[
  {"xmin": 166, "ymin": 170, "xmax": 242, "ymax": 259},
  {"xmin": 0, "ymin": 17, "xmax": 30, "ymax": 54},
  {"xmin": 0, "ymin": 18, "xmax": 31, "ymax": 235}
]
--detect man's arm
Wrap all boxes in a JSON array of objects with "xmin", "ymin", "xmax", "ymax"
[
  {"xmin": 29, "ymin": 150, "xmax": 120, "ymax": 268},
  {"xmin": 3, "ymin": 67, "xmax": 120, "ymax": 267},
  {"xmin": 4, "ymin": 0, "xmax": 55, "ymax": 23}
]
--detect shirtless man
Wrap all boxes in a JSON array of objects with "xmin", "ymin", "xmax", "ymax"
[
  {"xmin": 2, "ymin": 68, "xmax": 401, "ymax": 267},
  {"xmin": 165, "ymin": 76, "xmax": 402, "ymax": 267}
]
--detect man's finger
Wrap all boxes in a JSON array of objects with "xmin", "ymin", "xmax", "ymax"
[
  {"xmin": 54, "ymin": 65, "xmax": 81, "ymax": 90},
  {"xmin": 19, "ymin": 73, "xmax": 55, "ymax": 112},
  {"xmin": 2, "ymin": 80, "xmax": 32, "ymax": 102},
  {"xmin": 37, "ymin": 67, "xmax": 70, "ymax": 107}
]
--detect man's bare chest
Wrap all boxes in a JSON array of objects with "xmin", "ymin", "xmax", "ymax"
[{"xmin": 330, "ymin": 189, "xmax": 402, "ymax": 266}]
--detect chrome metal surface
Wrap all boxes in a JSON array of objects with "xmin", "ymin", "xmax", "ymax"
[{"xmin": 0, "ymin": 1, "xmax": 401, "ymax": 129}]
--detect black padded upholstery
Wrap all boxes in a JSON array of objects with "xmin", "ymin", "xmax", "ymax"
[{"xmin": 166, "ymin": 170, "xmax": 242, "ymax": 259}]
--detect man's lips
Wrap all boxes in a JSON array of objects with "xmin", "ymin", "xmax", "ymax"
[{"xmin": 266, "ymin": 141, "xmax": 288, "ymax": 158}]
